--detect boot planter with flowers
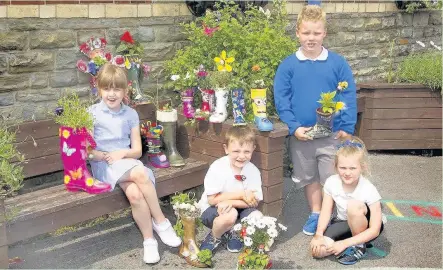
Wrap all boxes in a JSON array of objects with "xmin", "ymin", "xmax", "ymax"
[
  {"xmin": 232, "ymin": 88, "xmax": 247, "ymax": 126},
  {"xmin": 55, "ymin": 94, "xmax": 111, "ymax": 194},
  {"xmin": 305, "ymin": 81, "xmax": 348, "ymax": 139},
  {"xmin": 195, "ymin": 88, "xmax": 215, "ymax": 121},
  {"xmin": 171, "ymin": 193, "xmax": 212, "ymax": 268},
  {"xmin": 157, "ymin": 108, "xmax": 185, "ymax": 167},
  {"xmin": 208, "ymin": 70, "xmax": 232, "ymax": 123},
  {"xmin": 181, "ymin": 88, "xmax": 196, "ymax": 120},
  {"xmin": 251, "ymin": 88, "xmax": 273, "ymax": 132},
  {"xmin": 140, "ymin": 121, "xmax": 170, "ymax": 169},
  {"xmin": 114, "ymin": 31, "xmax": 151, "ymax": 104},
  {"xmin": 233, "ymin": 215, "xmax": 287, "ymax": 270}
]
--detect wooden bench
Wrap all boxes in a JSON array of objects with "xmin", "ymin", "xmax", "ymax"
[{"xmin": 0, "ymin": 103, "xmax": 209, "ymax": 268}]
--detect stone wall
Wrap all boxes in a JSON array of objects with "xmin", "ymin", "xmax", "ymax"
[{"xmin": 0, "ymin": 3, "xmax": 441, "ymax": 124}]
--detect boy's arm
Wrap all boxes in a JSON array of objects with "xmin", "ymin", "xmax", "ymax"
[
  {"xmin": 207, "ymin": 192, "xmax": 245, "ymax": 206},
  {"xmin": 274, "ymin": 60, "xmax": 301, "ymax": 136},
  {"xmin": 315, "ymin": 193, "xmax": 334, "ymax": 236},
  {"xmin": 340, "ymin": 201, "xmax": 383, "ymax": 247},
  {"xmin": 337, "ymin": 58, "xmax": 357, "ymax": 135}
]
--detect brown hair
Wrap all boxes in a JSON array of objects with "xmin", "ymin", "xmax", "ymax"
[
  {"xmin": 296, "ymin": 5, "xmax": 327, "ymax": 30},
  {"xmin": 96, "ymin": 63, "xmax": 128, "ymax": 94},
  {"xmin": 224, "ymin": 126, "xmax": 256, "ymax": 147},
  {"xmin": 335, "ymin": 136, "xmax": 370, "ymax": 176}
]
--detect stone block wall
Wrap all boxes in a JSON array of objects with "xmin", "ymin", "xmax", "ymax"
[{"xmin": 0, "ymin": 2, "xmax": 441, "ymax": 124}]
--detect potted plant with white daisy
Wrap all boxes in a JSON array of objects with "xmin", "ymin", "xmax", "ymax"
[{"xmin": 233, "ymin": 215, "xmax": 287, "ymax": 269}]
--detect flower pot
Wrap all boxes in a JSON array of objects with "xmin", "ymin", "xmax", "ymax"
[
  {"xmin": 316, "ymin": 109, "xmax": 333, "ymax": 128},
  {"xmin": 304, "ymin": 109, "xmax": 334, "ymax": 139},
  {"xmin": 178, "ymin": 215, "xmax": 208, "ymax": 268}
]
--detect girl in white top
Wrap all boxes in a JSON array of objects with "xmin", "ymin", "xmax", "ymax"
[{"xmin": 310, "ymin": 136, "xmax": 385, "ymax": 265}]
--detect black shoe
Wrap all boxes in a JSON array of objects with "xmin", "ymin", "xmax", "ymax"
[{"xmin": 337, "ymin": 246, "xmax": 367, "ymax": 265}]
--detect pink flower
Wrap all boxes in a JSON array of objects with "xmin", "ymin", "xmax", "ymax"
[
  {"xmin": 142, "ymin": 63, "xmax": 151, "ymax": 77},
  {"xmin": 76, "ymin": 60, "xmax": 88, "ymax": 73},
  {"xmin": 79, "ymin": 42, "xmax": 90, "ymax": 55},
  {"xmin": 203, "ymin": 23, "xmax": 219, "ymax": 37},
  {"xmin": 112, "ymin": 55, "xmax": 126, "ymax": 67},
  {"xmin": 105, "ymin": 52, "xmax": 112, "ymax": 61},
  {"xmin": 100, "ymin": 38, "xmax": 107, "ymax": 46},
  {"xmin": 197, "ymin": 71, "xmax": 208, "ymax": 77}
]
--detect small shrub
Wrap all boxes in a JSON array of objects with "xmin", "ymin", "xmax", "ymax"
[
  {"xmin": 0, "ymin": 125, "xmax": 24, "ymax": 198},
  {"xmin": 397, "ymin": 51, "xmax": 442, "ymax": 92}
]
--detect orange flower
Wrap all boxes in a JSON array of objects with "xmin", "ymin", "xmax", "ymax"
[{"xmin": 252, "ymin": 65, "xmax": 261, "ymax": 71}]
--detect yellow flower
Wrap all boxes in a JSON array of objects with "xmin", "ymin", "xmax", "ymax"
[
  {"xmin": 252, "ymin": 65, "xmax": 260, "ymax": 71},
  {"xmin": 335, "ymin": 101, "xmax": 346, "ymax": 112},
  {"xmin": 64, "ymin": 175, "xmax": 71, "ymax": 184},
  {"xmin": 338, "ymin": 81, "xmax": 348, "ymax": 91},
  {"xmin": 125, "ymin": 57, "xmax": 131, "ymax": 69},
  {"xmin": 62, "ymin": 130, "xmax": 70, "ymax": 139},
  {"xmin": 214, "ymin": 50, "xmax": 235, "ymax": 72},
  {"xmin": 86, "ymin": 178, "xmax": 94, "ymax": 187}
]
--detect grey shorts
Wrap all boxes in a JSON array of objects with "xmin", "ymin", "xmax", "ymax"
[
  {"xmin": 201, "ymin": 206, "xmax": 257, "ymax": 229},
  {"xmin": 288, "ymin": 134, "xmax": 337, "ymax": 188}
]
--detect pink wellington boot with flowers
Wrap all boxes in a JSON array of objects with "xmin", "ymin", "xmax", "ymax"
[
  {"xmin": 181, "ymin": 88, "xmax": 196, "ymax": 119},
  {"xmin": 60, "ymin": 126, "xmax": 111, "ymax": 194}
]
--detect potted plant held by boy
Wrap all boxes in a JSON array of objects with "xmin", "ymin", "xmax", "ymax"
[
  {"xmin": 171, "ymin": 192, "xmax": 212, "ymax": 268},
  {"xmin": 234, "ymin": 215, "xmax": 287, "ymax": 269},
  {"xmin": 54, "ymin": 93, "xmax": 112, "ymax": 194},
  {"xmin": 305, "ymin": 81, "xmax": 348, "ymax": 139}
]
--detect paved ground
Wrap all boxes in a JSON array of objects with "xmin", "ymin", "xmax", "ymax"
[{"xmin": 9, "ymin": 153, "xmax": 442, "ymax": 269}]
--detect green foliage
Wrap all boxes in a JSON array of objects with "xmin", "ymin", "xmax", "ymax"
[
  {"xmin": 405, "ymin": 0, "xmax": 442, "ymax": 13},
  {"xmin": 54, "ymin": 93, "xmax": 94, "ymax": 130},
  {"xmin": 0, "ymin": 125, "xmax": 24, "ymax": 198},
  {"xmin": 197, "ymin": 249, "xmax": 213, "ymax": 267},
  {"xmin": 209, "ymin": 71, "xmax": 232, "ymax": 89},
  {"xmin": 165, "ymin": 0, "xmax": 297, "ymax": 119},
  {"xmin": 237, "ymin": 249, "xmax": 270, "ymax": 270},
  {"xmin": 397, "ymin": 51, "xmax": 442, "ymax": 92},
  {"xmin": 116, "ymin": 42, "xmax": 144, "ymax": 56}
]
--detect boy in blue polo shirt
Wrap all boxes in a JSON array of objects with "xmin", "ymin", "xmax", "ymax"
[{"xmin": 273, "ymin": 5, "xmax": 357, "ymax": 236}]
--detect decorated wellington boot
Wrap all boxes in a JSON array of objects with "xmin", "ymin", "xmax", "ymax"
[
  {"xmin": 251, "ymin": 88, "xmax": 273, "ymax": 132},
  {"xmin": 232, "ymin": 88, "xmax": 247, "ymax": 126},
  {"xmin": 209, "ymin": 89, "xmax": 229, "ymax": 123},
  {"xmin": 157, "ymin": 109, "xmax": 185, "ymax": 167},
  {"xmin": 141, "ymin": 121, "xmax": 170, "ymax": 168},
  {"xmin": 179, "ymin": 216, "xmax": 207, "ymax": 268},
  {"xmin": 60, "ymin": 126, "xmax": 111, "ymax": 194},
  {"xmin": 181, "ymin": 88, "xmax": 196, "ymax": 119},
  {"xmin": 195, "ymin": 89, "xmax": 215, "ymax": 121}
]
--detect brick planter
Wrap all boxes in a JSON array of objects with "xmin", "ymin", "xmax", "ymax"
[
  {"xmin": 356, "ymin": 82, "xmax": 442, "ymax": 150},
  {"xmin": 177, "ymin": 120, "xmax": 288, "ymax": 217}
]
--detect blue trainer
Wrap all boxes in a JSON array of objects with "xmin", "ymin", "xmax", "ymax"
[
  {"xmin": 337, "ymin": 246, "xmax": 367, "ymax": 265},
  {"xmin": 302, "ymin": 213, "xmax": 320, "ymax": 236},
  {"xmin": 200, "ymin": 232, "xmax": 221, "ymax": 252},
  {"xmin": 224, "ymin": 231, "xmax": 243, "ymax": 253}
]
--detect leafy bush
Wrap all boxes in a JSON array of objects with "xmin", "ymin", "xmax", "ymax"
[
  {"xmin": 165, "ymin": 0, "xmax": 297, "ymax": 121},
  {"xmin": 54, "ymin": 93, "xmax": 94, "ymax": 130},
  {"xmin": 0, "ymin": 125, "xmax": 24, "ymax": 198},
  {"xmin": 397, "ymin": 51, "xmax": 442, "ymax": 92}
]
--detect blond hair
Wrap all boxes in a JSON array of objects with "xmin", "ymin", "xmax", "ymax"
[
  {"xmin": 296, "ymin": 5, "xmax": 326, "ymax": 30},
  {"xmin": 335, "ymin": 136, "xmax": 370, "ymax": 177},
  {"xmin": 224, "ymin": 126, "xmax": 256, "ymax": 147},
  {"xmin": 96, "ymin": 63, "xmax": 128, "ymax": 94}
]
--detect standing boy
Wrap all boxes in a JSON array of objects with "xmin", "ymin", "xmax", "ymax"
[
  {"xmin": 273, "ymin": 5, "xmax": 357, "ymax": 236},
  {"xmin": 198, "ymin": 126, "xmax": 264, "ymax": 253}
]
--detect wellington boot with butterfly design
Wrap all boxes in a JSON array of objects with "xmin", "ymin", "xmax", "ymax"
[{"xmin": 60, "ymin": 126, "xmax": 111, "ymax": 194}]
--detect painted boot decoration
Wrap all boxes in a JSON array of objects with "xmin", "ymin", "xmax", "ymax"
[
  {"xmin": 232, "ymin": 88, "xmax": 247, "ymax": 126},
  {"xmin": 157, "ymin": 109, "xmax": 185, "ymax": 167},
  {"xmin": 60, "ymin": 126, "xmax": 111, "ymax": 194},
  {"xmin": 251, "ymin": 88, "xmax": 273, "ymax": 132},
  {"xmin": 179, "ymin": 216, "xmax": 208, "ymax": 268},
  {"xmin": 181, "ymin": 88, "xmax": 196, "ymax": 119},
  {"xmin": 195, "ymin": 89, "xmax": 215, "ymax": 121},
  {"xmin": 141, "ymin": 121, "xmax": 170, "ymax": 168},
  {"xmin": 209, "ymin": 89, "xmax": 229, "ymax": 123}
]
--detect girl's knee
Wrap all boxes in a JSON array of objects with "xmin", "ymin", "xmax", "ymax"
[
  {"xmin": 124, "ymin": 185, "xmax": 144, "ymax": 205},
  {"xmin": 131, "ymin": 165, "xmax": 152, "ymax": 185},
  {"xmin": 347, "ymin": 200, "xmax": 366, "ymax": 217}
]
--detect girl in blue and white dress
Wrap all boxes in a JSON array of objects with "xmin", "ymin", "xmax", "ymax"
[{"xmin": 88, "ymin": 63, "xmax": 181, "ymax": 264}]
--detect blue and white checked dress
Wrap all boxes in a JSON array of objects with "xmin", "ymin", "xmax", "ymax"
[{"xmin": 88, "ymin": 100, "xmax": 155, "ymax": 190}]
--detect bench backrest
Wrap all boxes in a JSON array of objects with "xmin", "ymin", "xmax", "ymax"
[{"xmin": 12, "ymin": 103, "xmax": 157, "ymax": 179}]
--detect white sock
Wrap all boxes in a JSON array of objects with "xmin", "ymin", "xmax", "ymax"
[{"xmin": 144, "ymin": 237, "xmax": 157, "ymax": 245}]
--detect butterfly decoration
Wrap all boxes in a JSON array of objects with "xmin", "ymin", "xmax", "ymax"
[
  {"xmin": 63, "ymin": 141, "xmax": 77, "ymax": 156},
  {"xmin": 235, "ymin": 175, "xmax": 246, "ymax": 182},
  {"xmin": 80, "ymin": 149, "xmax": 87, "ymax": 160},
  {"xmin": 69, "ymin": 167, "xmax": 83, "ymax": 180}
]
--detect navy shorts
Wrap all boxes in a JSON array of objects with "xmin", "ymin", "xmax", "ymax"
[
  {"xmin": 201, "ymin": 206, "xmax": 257, "ymax": 229},
  {"xmin": 325, "ymin": 203, "xmax": 384, "ymax": 241}
]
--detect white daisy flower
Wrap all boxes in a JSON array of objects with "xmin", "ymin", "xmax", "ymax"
[
  {"xmin": 244, "ymin": 236, "xmax": 253, "ymax": 247},
  {"xmin": 190, "ymin": 205, "xmax": 196, "ymax": 212},
  {"xmin": 246, "ymin": 226, "xmax": 256, "ymax": 235},
  {"xmin": 278, "ymin": 223, "xmax": 288, "ymax": 231},
  {"xmin": 171, "ymin": 75, "xmax": 180, "ymax": 81},
  {"xmin": 267, "ymin": 228, "xmax": 278, "ymax": 238},
  {"xmin": 233, "ymin": 223, "xmax": 242, "ymax": 231},
  {"xmin": 256, "ymin": 220, "xmax": 266, "ymax": 229}
]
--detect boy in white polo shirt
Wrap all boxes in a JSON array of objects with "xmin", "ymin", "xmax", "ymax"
[{"xmin": 198, "ymin": 126, "xmax": 263, "ymax": 253}]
